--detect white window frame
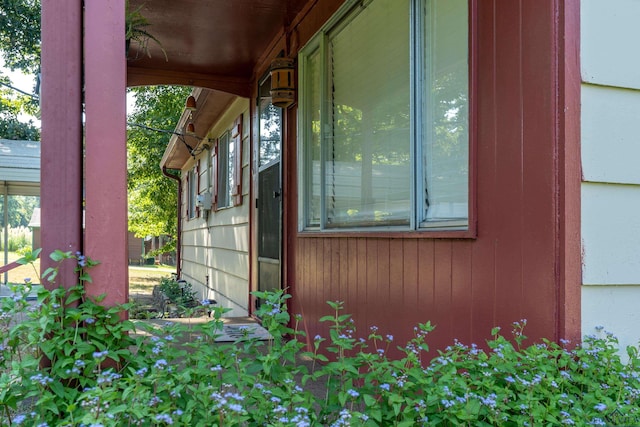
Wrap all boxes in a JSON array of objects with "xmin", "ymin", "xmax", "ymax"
[{"xmin": 298, "ymin": 0, "xmax": 470, "ymax": 233}]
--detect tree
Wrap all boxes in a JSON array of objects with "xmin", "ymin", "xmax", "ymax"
[
  {"xmin": 0, "ymin": 195, "xmax": 39, "ymax": 227},
  {"xmin": 0, "ymin": 75, "xmax": 39, "ymax": 140},
  {"xmin": 0, "ymin": 0, "xmax": 41, "ymax": 140},
  {"xmin": 127, "ymin": 85, "xmax": 191, "ymax": 243},
  {"xmin": 0, "ymin": 0, "xmax": 41, "ymax": 74}
]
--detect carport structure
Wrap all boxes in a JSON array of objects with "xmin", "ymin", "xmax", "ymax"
[{"xmin": 0, "ymin": 139, "xmax": 39, "ymax": 283}]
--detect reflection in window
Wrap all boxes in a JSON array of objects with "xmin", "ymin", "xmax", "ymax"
[
  {"xmin": 299, "ymin": 0, "xmax": 469, "ymax": 230},
  {"xmin": 259, "ymin": 99, "xmax": 282, "ymax": 168}
]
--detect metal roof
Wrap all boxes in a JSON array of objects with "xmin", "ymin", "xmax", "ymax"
[{"xmin": 0, "ymin": 139, "xmax": 40, "ymax": 196}]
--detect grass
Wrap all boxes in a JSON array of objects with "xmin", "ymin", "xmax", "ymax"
[
  {"xmin": 128, "ymin": 264, "xmax": 175, "ymax": 294},
  {"xmin": 2, "ymin": 251, "xmax": 40, "ymax": 285},
  {"xmin": 0, "ymin": 251, "xmax": 174, "ymax": 296}
]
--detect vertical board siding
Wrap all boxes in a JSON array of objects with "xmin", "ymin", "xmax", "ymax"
[
  {"xmin": 493, "ymin": 0, "xmax": 525, "ymax": 331},
  {"xmin": 289, "ymin": 0, "xmax": 566, "ymax": 353}
]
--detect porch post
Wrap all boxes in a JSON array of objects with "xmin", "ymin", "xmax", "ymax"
[
  {"xmin": 557, "ymin": 0, "xmax": 582, "ymax": 344},
  {"xmin": 40, "ymin": 0, "xmax": 83, "ymax": 288},
  {"xmin": 84, "ymin": 0, "xmax": 129, "ymax": 305}
]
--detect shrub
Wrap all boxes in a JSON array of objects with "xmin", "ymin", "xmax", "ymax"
[
  {"xmin": 0, "ymin": 225, "xmax": 31, "ymax": 252},
  {"xmin": 158, "ymin": 276, "xmax": 196, "ymax": 306},
  {"xmin": 0, "ymin": 251, "xmax": 639, "ymax": 426}
]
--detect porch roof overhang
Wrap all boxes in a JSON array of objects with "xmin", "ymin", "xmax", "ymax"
[
  {"xmin": 160, "ymin": 88, "xmax": 237, "ymax": 170},
  {"xmin": 0, "ymin": 139, "xmax": 40, "ymax": 196},
  {"xmin": 126, "ymin": 0, "xmax": 308, "ymax": 96},
  {"xmin": 129, "ymin": 0, "xmax": 308, "ymax": 171}
]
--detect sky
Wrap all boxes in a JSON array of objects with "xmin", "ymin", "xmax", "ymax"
[
  {"xmin": 1, "ymin": 60, "xmax": 40, "ymax": 124},
  {"xmin": 1, "ymin": 62, "xmax": 37, "ymax": 94},
  {"xmin": 1, "ymin": 60, "xmax": 137, "ymax": 126}
]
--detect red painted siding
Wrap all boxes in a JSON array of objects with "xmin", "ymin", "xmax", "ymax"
[{"xmin": 284, "ymin": 0, "xmax": 581, "ymax": 355}]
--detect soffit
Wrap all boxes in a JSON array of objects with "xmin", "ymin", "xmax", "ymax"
[{"xmin": 126, "ymin": 0, "xmax": 308, "ymax": 94}]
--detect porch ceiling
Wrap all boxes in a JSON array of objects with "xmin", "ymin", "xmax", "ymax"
[{"xmin": 126, "ymin": 0, "xmax": 308, "ymax": 95}]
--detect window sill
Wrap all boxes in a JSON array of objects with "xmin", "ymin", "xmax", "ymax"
[{"xmin": 297, "ymin": 228, "xmax": 477, "ymax": 240}]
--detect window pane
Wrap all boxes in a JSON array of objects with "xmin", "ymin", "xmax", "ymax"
[
  {"xmin": 326, "ymin": 0, "xmax": 411, "ymax": 227},
  {"xmin": 228, "ymin": 132, "xmax": 236, "ymax": 204},
  {"xmin": 188, "ymin": 169, "xmax": 197, "ymax": 218},
  {"xmin": 305, "ymin": 49, "xmax": 322, "ymax": 226},
  {"xmin": 422, "ymin": 0, "xmax": 468, "ymax": 224},
  {"xmin": 259, "ymin": 77, "xmax": 282, "ymax": 167},
  {"xmin": 217, "ymin": 132, "xmax": 229, "ymax": 208}
]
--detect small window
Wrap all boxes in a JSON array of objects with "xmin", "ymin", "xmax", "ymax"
[
  {"xmin": 298, "ymin": 0, "xmax": 470, "ymax": 232},
  {"xmin": 212, "ymin": 115, "xmax": 244, "ymax": 210},
  {"xmin": 187, "ymin": 167, "xmax": 198, "ymax": 219},
  {"xmin": 217, "ymin": 131, "xmax": 232, "ymax": 209}
]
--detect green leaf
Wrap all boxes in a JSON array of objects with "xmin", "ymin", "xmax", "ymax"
[
  {"xmin": 363, "ymin": 394, "xmax": 377, "ymax": 407},
  {"xmin": 49, "ymin": 380, "xmax": 65, "ymax": 398},
  {"xmin": 42, "ymin": 267, "xmax": 58, "ymax": 282},
  {"xmin": 50, "ymin": 250, "xmax": 71, "ymax": 262}
]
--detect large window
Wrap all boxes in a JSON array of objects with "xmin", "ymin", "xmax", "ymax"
[{"xmin": 299, "ymin": 0, "xmax": 469, "ymax": 231}]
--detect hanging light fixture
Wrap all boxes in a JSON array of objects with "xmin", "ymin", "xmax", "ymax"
[
  {"xmin": 185, "ymin": 122, "xmax": 196, "ymax": 135},
  {"xmin": 185, "ymin": 95, "xmax": 197, "ymax": 111},
  {"xmin": 270, "ymin": 57, "xmax": 296, "ymax": 108}
]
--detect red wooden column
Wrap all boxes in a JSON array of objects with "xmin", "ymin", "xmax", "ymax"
[
  {"xmin": 84, "ymin": 0, "xmax": 129, "ymax": 306},
  {"xmin": 557, "ymin": 0, "xmax": 582, "ymax": 344},
  {"xmin": 40, "ymin": 0, "xmax": 83, "ymax": 288}
]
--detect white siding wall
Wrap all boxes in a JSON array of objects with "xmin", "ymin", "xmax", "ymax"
[
  {"xmin": 581, "ymin": 0, "xmax": 640, "ymax": 351},
  {"xmin": 180, "ymin": 98, "xmax": 251, "ymax": 317}
]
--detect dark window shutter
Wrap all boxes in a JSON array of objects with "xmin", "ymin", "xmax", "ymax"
[
  {"xmin": 212, "ymin": 139, "xmax": 219, "ymax": 211},
  {"xmin": 231, "ymin": 114, "xmax": 243, "ymax": 206}
]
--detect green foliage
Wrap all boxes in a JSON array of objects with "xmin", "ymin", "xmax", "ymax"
[
  {"xmin": 0, "ymin": 1, "xmax": 41, "ymax": 140},
  {"xmin": 0, "ymin": 0, "xmax": 41, "ymax": 74},
  {"xmin": 158, "ymin": 276, "xmax": 197, "ymax": 308},
  {"xmin": 0, "ymin": 225, "xmax": 31, "ymax": 251},
  {"xmin": 0, "ymin": 76, "xmax": 39, "ymax": 140},
  {"xmin": 125, "ymin": 0, "xmax": 167, "ymax": 61},
  {"xmin": 1, "ymin": 254, "xmax": 640, "ymax": 426},
  {"xmin": 0, "ymin": 195, "xmax": 39, "ymax": 228},
  {"xmin": 127, "ymin": 85, "xmax": 191, "ymax": 239}
]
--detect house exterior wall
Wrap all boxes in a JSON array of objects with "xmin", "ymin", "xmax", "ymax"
[
  {"xmin": 262, "ymin": 0, "xmax": 581, "ymax": 354},
  {"xmin": 581, "ymin": 0, "xmax": 640, "ymax": 350},
  {"xmin": 180, "ymin": 98, "xmax": 251, "ymax": 317},
  {"xmin": 127, "ymin": 231, "xmax": 144, "ymax": 265}
]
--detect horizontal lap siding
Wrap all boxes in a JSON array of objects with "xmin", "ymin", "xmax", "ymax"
[
  {"xmin": 581, "ymin": 0, "xmax": 640, "ymax": 351},
  {"xmin": 289, "ymin": 0, "xmax": 561, "ymax": 353},
  {"xmin": 181, "ymin": 105, "xmax": 251, "ymax": 315}
]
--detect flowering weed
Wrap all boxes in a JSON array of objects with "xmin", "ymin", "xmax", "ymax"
[{"xmin": 0, "ymin": 251, "xmax": 639, "ymax": 426}]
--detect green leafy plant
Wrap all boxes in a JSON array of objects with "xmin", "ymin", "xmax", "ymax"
[
  {"xmin": 0, "ymin": 225, "xmax": 31, "ymax": 252},
  {"xmin": 125, "ymin": 0, "xmax": 168, "ymax": 61},
  {"xmin": 157, "ymin": 276, "xmax": 197, "ymax": 308},
  {"xmin": 1, "ymin": 252, "xmax": 639, "ymax": 426}
]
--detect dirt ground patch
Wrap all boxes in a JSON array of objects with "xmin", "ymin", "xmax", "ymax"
[
  {"xmin": 128, "ymin": 265, "xmax": 175, "ymax": 318},
  {"xmin": 129, "ymin": 265, "xmax": 174, "ymax": 293}
]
